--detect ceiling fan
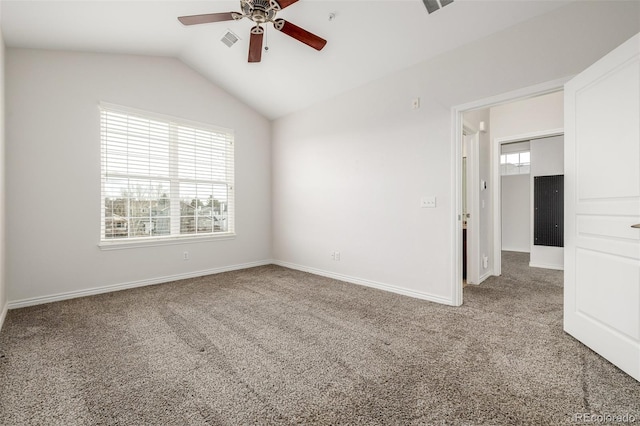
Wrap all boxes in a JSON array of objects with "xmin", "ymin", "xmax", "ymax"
[{"xmin": 178, "ymin": 0, "xmax": 327, "ymax": 63}]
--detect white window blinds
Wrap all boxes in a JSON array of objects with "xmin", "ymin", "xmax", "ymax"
[{"xmin": 100, "ymin": 104, "xmax": 234, "ymax": 242}]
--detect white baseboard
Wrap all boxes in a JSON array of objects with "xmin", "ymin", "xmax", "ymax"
[
  {"xmin": 466, "ymin": 270, "xmax": 493, "ymax": 286},
  {"xmin": 273, "ymin": 260, "xmax": 455, "ymax": 306},
  {"xmin": 529, "ymin": 262, "xmax": 564, "ymax": 271},
  {"xmin": 7, "ymin": 259, "xmax": 456, "ymax": 310},
  {"xmin": 7, "ymin": 260, "xmax": 273, "ymax": 309},
  {"xmin": 502, "ymin": 248, "xmax": 530, "ymax": 253},
  {"xmin": 478, "ymin": 269, "xmax": 493, "ymax": 284},
  {"xmin": 0, "ymin": 302, "xmax": 7, "ymax": 331}
]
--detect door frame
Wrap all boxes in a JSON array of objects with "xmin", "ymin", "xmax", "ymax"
[
  {"xmin": 492, "ymin": 129, "xmax": 563, "ymax": 276},
  {"xmin": 463, "ymin": 124, "xmax": 480, "ymax": 285},
  {"xmin": 450, "ymin": 77, "xmax": 571, "ymax": 306}
]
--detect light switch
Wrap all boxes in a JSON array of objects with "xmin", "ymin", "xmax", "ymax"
[{"xmin": 421, "ymin": 196, "xmax": 436, "ymax": 208}]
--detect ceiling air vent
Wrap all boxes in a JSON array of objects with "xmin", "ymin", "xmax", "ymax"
[
  {"xmin": 422, "ymin": 0, "xmax": 454, "ymax": 14},
  {"xmin": 221, "ymin": 30, "xmax": 240, "ymax": 48}
]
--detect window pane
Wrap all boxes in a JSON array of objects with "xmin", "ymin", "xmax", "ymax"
[
  {"xmin": 212, "ymin": 184, "xmax": 229, "ymax": 232},
  {"xmin": 153, "ymin": 218, "xmax": 171, "ymax": 236},
  {"xmin": 155, "ymin": 198, "xmax": 170, "ymax": 216},
  {"xmin": 506, "ymin": 153, "xmax": 519, "ymax": 165},
  {"xmin": 104, "ymin": 178, "xmax": 128, "ymax": 198},
  {"xmin": 129, "ymin": 218, "xmax": 151, "ymax": 237},
  {"xmin": 180, "ymin": 217, "xmax": 196, "ymax": 234},
  {"xmin": 197, "ymin": 217, "xmax": 213, "ymax": 233},
  {"xmin": 128, "ymin": 200, "xmax": 149, "ymax": 218}
]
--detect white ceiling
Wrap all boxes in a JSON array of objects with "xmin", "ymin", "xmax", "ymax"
[{"xmin": 1, "ymin": 0, "xmax": 572, "ymax": 119}]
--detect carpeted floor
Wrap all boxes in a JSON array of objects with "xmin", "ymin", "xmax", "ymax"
[{"xmin": 1, "ymin": 251, "xmax": 639, "ymax": 425}]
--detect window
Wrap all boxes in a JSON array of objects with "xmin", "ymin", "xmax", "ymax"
[
  {"xmin": 500, "ymin": 151, "xmax": 530, "ymax": 175},
  {"xmin": 100, "ymin": 104, "xmax": 234, "ymax": 244}
]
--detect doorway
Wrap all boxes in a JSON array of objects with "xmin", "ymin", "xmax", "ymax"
[
  {"xmin": 451, "ymin": 80, "xmax": 569, "ymax": 306},
  {"xmin": 496, "ymin": 133, "xmax": 565, "ymax": 274}
]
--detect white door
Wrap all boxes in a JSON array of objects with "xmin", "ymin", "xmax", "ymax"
[{"xmin": 564, "ymin": 33, "xmax": 640, "ymax": 381}]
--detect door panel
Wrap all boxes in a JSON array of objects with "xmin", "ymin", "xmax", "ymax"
[
  {"xmin": 564, "ymin": 33, "xmax": 640, "ymax": 381},
  {"xmin": 576, "ymin": 249, "xmax": 639, "ymax": 340},
  {"xmin": 576, "ymin": 59, "xmax": 640, "ymax": 200}
]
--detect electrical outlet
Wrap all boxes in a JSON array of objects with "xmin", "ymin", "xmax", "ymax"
[
  {"xmin": 335, "ymin": 251, "xmax": 340, "ymax": 261},
  {"xmin": 183, "ymin": 251, "xmax": 189, "ymax": 261},
  {"xmin": 412, "ymin": 98, "xmax": 420, "ymax": 109},
  {"xmin": 421, "ymin": 196, "xmax": 437, "ymax": 208}
]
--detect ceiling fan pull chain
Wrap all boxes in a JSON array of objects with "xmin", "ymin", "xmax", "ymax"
[{"xmin": 264, "ymin": 24, "xmax": 269, "ymax": 52}]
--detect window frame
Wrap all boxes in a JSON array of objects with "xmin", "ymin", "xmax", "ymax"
[{"xmin": 98, "ymin": 103, "xmax": 235, "ymax": 250}]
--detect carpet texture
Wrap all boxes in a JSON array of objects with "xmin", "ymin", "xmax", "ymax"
[{"xmin": 1, "ymin": 252, "xmax": 639, "ymax": 425}]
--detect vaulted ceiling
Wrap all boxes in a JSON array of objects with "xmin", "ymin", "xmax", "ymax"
[{"xmin": 1, "ymin": 1, "xmax": 572, "ymax": 119}]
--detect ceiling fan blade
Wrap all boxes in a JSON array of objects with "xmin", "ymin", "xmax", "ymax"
[
  {"xmin": 178, "ymin": 12, "xmax": 236, "ymax": 25},
  {"xmin": 273, "ymin": 19, "xmax": 327, "ymax": 51},
  {"xmin": 275, "ymin": 0, "xmax": 299, "ymax": 9},
  {"xmin": 248, "ymin": 27, "xmax": 264, "ymax": 63}
]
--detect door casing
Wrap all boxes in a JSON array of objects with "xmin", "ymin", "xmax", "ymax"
[{"xmin": 450, "ymin": 77, "xmax": 571, "ymax": 306}]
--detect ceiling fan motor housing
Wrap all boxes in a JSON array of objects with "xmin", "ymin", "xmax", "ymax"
[{"xmin": 242, "ymin": 0, "xmax": 278, "ymax": 23}]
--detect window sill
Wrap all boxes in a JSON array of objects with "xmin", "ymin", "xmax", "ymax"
[{"xmin": 98, "ymin": 233, "xmax": 236, "ymax": 251}]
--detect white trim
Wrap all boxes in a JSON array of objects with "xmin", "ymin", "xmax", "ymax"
[
  {"xmin": 273, "ymin": 260, "xmax": 455, "ymax": 306},
  {"xmin": 466, "ymin": 270, "xmax": 493, "ymax": 286},
  {"xmin": 463, "ymin": 124, "xmax": 480, "ymax": 285},
  {"xmin": 7, "ymin": 260, "xmax": 272, "ymax": 309},
  {"xmin": 451, "ymin": 108, "xmax": 463, "ymax": 306},
  {"xmin": 493, "ymin": 128, "xmax": 564, "ymax": 276},
  {"xmin": 451, "ymin": 78, "xmax": 570, "ymax": 305},
  {"xmin": 501, "ymin": 247, "xmax": 530, "ymax": 253},
  {"xmin": 453, "ymin": 77, "xmax": 572, "ymax": 113},
  {"xmin": 478, "ymin": 270, "xmax": 493, "ymax": 284},
  {"xmin": 529, "ymin": 262, "xmax": 564, "ymax": 271},
  {"xmin": 0, "ymin": 303, "xmax": 8, "ymax": 331},
  {"xmin": 98, "ymin": 233, "xmax": 236, "ymax": 250}
]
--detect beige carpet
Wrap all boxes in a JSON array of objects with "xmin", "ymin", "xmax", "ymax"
[{"xmin": 0, "ymin": 251, "xmax": 639, "ymax": 424}]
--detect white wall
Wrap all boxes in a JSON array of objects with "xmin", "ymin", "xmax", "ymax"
[
  {"xmin": 0, "ymin": 4, "xmax": 7, "ymax": 328},
  {"xmin": 530, "ymin": 135, "xmax": 564, "ymax": 269},
  {"xmin": 501, "ymin": 174, "xmax": 530, "ymax": 252},
  {"xmin": 272, "ymin": 1, "xmax": 639, "ymax": 304},
  {"xmin": 491, "ymin": 92, "xmax": 564, "ymax": 140},
  {"xmin": 6, "ymin": 49, "xmax": 272, "ymax": 304}
]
